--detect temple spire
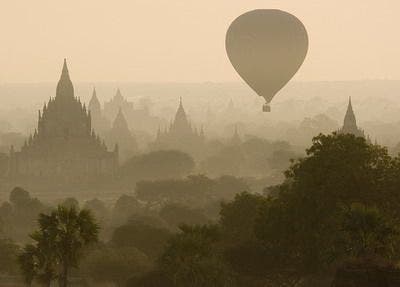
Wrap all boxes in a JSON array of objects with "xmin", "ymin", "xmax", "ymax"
[
  {"xmin": 89, "ymin": 87, "xmax": 101, "ymax": 113},
  {"xmin": 113, "ymin": 108, "xmax": 129, "ymax": 132},
  {"xmin": 177, "ymin": 97, "xmax": 185, "ymax": 114},
  {"xmin": 62, "ymin": 58, "xmax": 69, "ymax": 77},
  {"xmin": 56, "ymin": 58, "xmax": 74, "ymax": 99},
  {"xmin": 343, "ymin": 97, "xmax": 357, "ymax": 129},
  {"xmin": 338, "ymin": 96, "xmax": 366, "ymax": 139}
]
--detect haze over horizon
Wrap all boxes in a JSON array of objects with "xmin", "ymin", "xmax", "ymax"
[{"xmin": 1, "ymin": 0, "xmax": 399, "ymax": 83}]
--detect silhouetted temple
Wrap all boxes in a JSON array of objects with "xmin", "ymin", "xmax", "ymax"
[
  {"xmin": 9, "ymin": 60, "xmax": 118, "ymax": 182},
  {"xmin": 152, "ymin": 98, "xmax": 205, "ymax": 156},
  {"xmin": 338, "ymin": 97, "xmax": 366, "ymax": 138},
  {"xmin": 101, "ymin": 88, "xmax": 161, "ymax": 134},
  {"xmin": 104, "ymin": 88, "xmax": 134, "ymax": 124},
  {"xmin": 88, "ymin": 88, "xmax": 110, "ymax": 135},
  {"xmin": 105, "ymin": 108, "xmax": 137, "ymax": 162}
]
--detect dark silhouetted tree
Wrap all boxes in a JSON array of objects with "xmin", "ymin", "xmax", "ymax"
[
  {"xmin": 160, "ymin": 225, "xmax": 234, "ymax": 287},
  {"xmin": 255, "ymin": 133, "xmax": 398, "ymax": 279},
  {"xmin": 81, "ymin": 245, "xmax": 150, "ymax": 287},
  {"xmin": 111, "ymin": 220, "xmax": 171, "ymax": 260},
  {"xmin": 18, "ymin": 205, "xmax": 99, "ymax": 287}
]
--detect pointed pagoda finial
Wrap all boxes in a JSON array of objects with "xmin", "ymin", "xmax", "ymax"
[
  {"xmin": 56, "ymin": 58, "xmax": 74, "ymax": 98},
  {"xmin": 62, "ymin": 58, "xmax": 69, "ymax": 76},
  {"xmin": 344, "ymin": 96, "xmax": 356, "ymax": 126},
  {"xmin": 179, "ymin": 96, "xmax": 185, "ymax": 110},
  {"xmin": 339, "ymin": 95, "xmax": 365, "ymax": 138},
  {"xmin": 89, "ymin": 87, "xmax": 101, "ymax": 112},
  {"xmin": 176, "ymin": 96, "xmax": 186, "ymax": 116}
]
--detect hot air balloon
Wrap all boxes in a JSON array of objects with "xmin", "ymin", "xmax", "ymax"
[{"xmin": 226, "ymin": 9, "xmax": 308, "ymax": 112}]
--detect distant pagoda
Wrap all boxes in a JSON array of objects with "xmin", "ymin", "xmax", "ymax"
[
  {"xmin": 105, "ymin": 108, "xmax": 138, "ymax": 162},
  {"xmin": 338, "ymin": 97, "xmax": 366, "ymax": 138},
  {"xmin": 152, "ymin": 98, "xmax": 205, "ymax": 157},
  {"xmin": 104, "ymin": 88, "xmax": 134, "ymax": 124},
  {"xmin": 88, "ymin": 87, "xmax": 110, "ymax": 135},
  {"xmin": 9, "ymin": 60, "xmax": 118, "ymax": 182}
]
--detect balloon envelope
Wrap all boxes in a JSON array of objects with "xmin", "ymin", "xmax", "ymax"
[{"xmin": 226, "ymin": 9, "xmax": 308, "ymax": 110}]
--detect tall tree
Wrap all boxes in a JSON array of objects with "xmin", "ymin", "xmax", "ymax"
[
  {"xmin": 255, "ymin": 133, "xmax": 399, "ymax": 278},
  {"xmin": 18, "ymin": 205, "xmax": 99, "ymax": 287}
]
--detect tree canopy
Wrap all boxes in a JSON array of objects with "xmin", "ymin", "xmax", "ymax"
[
  {"xmin": 18, "ymin": 205, "xmax": 99, "ymax": 287},
  {"xmin": 120, "ymin": 150, "xmax": 195, "ymax": 181}
]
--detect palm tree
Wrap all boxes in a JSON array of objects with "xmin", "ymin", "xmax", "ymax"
[
  {"xmin": 18, "ymin": 244, "xmax": 37, "ymax": 287},
  {"xmin": 18, "ymin": 242, "xmax": 56, "ymax": 287},
  {"xmin": 18, "ymin": 205, "xmax": 99, "ymax": 287},
  {"xmin": 53, "ymin": 206, "xmax": 99, "ymax": 287}
]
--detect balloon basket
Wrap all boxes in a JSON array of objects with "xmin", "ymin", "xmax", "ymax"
[{"xmin": 263, "ymin": 104, "xmax": 271, "ymax": 112}]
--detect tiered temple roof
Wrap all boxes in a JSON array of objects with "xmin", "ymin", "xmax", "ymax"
[{"xmin": 9, "ymin": 60, "xmax": 117, "ymax": 182}]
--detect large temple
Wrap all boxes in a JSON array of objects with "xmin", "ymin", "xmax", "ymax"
[
  {"xmin": 338, "ymin": 97, "xmax": 366, "ymax": 138},
  {"xmin": 152, "ymin": 98, "xmax": 205, "ymax": 157},
  {"xmin": 9, "ymin": 60, "xmax": 118, "ymax": 183}
]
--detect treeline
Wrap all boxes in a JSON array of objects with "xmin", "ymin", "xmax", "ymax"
[
  {"xmin": 3, "ymin": 133, "xmax": 400, "ymax": 286},
  {"xmin": 0, "ymin": 175, "xmax": 251, "ymax": 286},
  {"xmin": 125, "ymin": 133, "xmax": 400, "ymax": 287},
  {"xmin": 0, "ymin": 136, "xmax": 299, "ymax": 182}
]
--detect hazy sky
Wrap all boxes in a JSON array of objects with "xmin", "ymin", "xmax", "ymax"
[{"xmin": 0, "ymin": 0, "xmax": 399, "ymax": 83}]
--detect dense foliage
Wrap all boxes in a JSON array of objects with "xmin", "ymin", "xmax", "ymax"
[
  {"xmin": 18, "ymin": 206, "xmax": 99, "ymax": 287},
  {"xmin": 3, "ymin": 133, "xmax": 400, "ymax": 286},
  {"xmin": 120, "ymin": 150, "xmax": 195, "ymax": 181},
  {"xmin": 133, "ymin": 133, "xmax": 400, "ymax": 287}
]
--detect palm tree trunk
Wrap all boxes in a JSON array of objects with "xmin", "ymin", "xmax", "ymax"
[{"xmin": 59, "ymin": 264, "xmax": 68, "ymax": 287}]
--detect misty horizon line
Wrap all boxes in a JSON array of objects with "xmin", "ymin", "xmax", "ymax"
[{"xmin": 1, "ymin": 78, "xmax": 400, "ymax": 85}]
